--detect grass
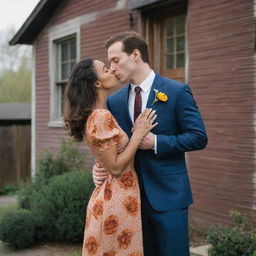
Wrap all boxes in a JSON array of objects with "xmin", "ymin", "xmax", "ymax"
[
  {"xmin": 71, "ymin": 252, "xmax": 81, "ymax": 256},
  {"xmin": 0, "ymin": 202, "xmax": 18, "ymax": 220}
]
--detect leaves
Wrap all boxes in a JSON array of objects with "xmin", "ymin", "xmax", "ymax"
[{"xmin": 0, "ymin": 27, "xmax": 32, "ymax": 102}]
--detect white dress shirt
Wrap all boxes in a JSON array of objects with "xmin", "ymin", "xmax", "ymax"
[{"xmin": 128, "ymin": 70, "xmax": 157, "ymax": 153}]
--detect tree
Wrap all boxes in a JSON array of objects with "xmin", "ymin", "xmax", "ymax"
[{"xmin": 0, "ymin": 27, "xmax": 32, "ymax": 102}]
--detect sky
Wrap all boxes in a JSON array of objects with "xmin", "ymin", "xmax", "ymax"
[
  {"xmin": 0, "ymin": 0, "xmax": 40, "ymax": 33},
  {"xmin": 0, "ymin": 0, "xmax": 40, "ymax": 71}
]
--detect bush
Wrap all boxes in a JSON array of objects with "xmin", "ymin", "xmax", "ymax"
[
  {"xmin": 207, "ymin": 211, "xmax": 256, "ymax": 256},
  {"xmin": 18, "ymin": 139, "xmax": 88, "ymax": 209},
  {"xmin": 30, "ymin": 170, "xmax": 94, "ymax": 242},
  {"xmin": 0, "ymin": 209, "xmax": 37, "ymax": 249},
  {"xmin": 35, "ymin": 139, "xmax": 87, "ymax": 184},
  {"xmin": 1, "ymin": 185, "xmax": 19, "ymax": 195},
  {"xmin": 1, "ymin": 140, "xmax": 94, "ymax": 249}
]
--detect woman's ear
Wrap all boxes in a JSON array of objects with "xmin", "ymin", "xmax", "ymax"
[{"xmin": 94, "ymin": 81, "xmax": 102, "ymax": 88}]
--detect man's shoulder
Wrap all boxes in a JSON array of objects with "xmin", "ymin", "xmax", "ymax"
[
  {"xmin": 108, "ymin": 85, "xmax": 128, "ymax": 101},
  {"xmin": 158, "ymin": 74, "xmax": 188, "ymax": 92}
]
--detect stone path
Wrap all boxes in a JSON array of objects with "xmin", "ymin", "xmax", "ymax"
[
  {"xmin": 0, "ymin": 241, "xmax": 81, "ymax": 256},
  {"xmin": 190, "ymin": 245, "xmax": 209, "ymax": 256},
  {"xmin": 0, "ymin": 195, "xmax": 17, "ymax": 206}
]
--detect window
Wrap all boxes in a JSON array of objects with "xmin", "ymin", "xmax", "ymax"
[
  {"xmin": 164, "ymin": 15, "xmax": 186, "ymax": 69},
  {"xmin": 143, "ymin": 3, "xmax": 187, "ymax": 82},
  {"xmin": 55, "ymin": 36, "xmax": 76, "ymax": 119}
]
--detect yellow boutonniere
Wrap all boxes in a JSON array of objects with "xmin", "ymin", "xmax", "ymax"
[{"xmin": 152, "ymin": 89, "xmax": 168, "ymax": 105}]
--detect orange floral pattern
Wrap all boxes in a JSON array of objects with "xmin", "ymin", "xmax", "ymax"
[
  {"xmin": 104, "ymin": 180, "xmax": 112, "ymax": 201},
  {"xmin": 104, "ymin": 215, "xmax": 119, "ymax": 235},
  {"xmin": 103, "ymin": 251, "xmax": 117, "ymax": 256},
  {"xmin": 119, "ymin": 170, "xmax": 135, "ymax": 190},
  {"xmin": 84, "ymin": 236, "xmax": 98, "ymax": 255},
  {"xmin": 82, "ymin": 109, "xmax": 143, "ymax": 256},
  {"xmin": 118, "ymin": 229, "xmax": 133, "ymax": 249},
  {"xmin": 92, "ymin": 200, "xmax": 103, "ymax": 220},
  {"xmin": 123, "ymin": 196, "xmax": 139, "ymax": 216}
]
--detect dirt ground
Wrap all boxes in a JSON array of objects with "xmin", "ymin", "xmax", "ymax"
[
  {"xmin": 0, "ymin": 196, "xmax": 17, "ymax": 206},
  {"xmin": 189, "ymin": 228, "xmax": 207, "ymax": 248},
  {"xmin": 0, "ymin": 241, "xmax": 82, "ymax": 256}
]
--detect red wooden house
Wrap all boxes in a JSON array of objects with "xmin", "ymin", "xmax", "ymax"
[{"xmin": 10, "ymin": 0, "xmax": 256, "ymax": 230}]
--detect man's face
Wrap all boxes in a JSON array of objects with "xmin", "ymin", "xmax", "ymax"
[{"xmin": 107, "ymin": 41, "xmax": 136, "ymax": 84}]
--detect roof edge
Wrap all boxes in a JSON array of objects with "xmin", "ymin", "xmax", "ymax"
[{"xmin": 9, "ymin": 0, "xmax": 48, "ymax": 45}]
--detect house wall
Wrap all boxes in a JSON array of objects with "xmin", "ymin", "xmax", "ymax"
[{"xmin": 187, "ymin": 0, "xmax": 255, "ymax": 229}]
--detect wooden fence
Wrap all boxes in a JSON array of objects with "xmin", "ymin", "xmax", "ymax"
[{"xmin": 0, "ymin": 121, "xmax": 31, "ymax": 192}]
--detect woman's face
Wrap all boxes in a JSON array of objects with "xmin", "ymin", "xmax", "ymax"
[{"xmin": 93, "ymin": 60, "xmax": 120, "ymax": 90}]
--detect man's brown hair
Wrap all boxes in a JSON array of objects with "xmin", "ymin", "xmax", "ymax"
[{"xmin": 105, "ymin": 31, "xmax": 149, "ymax": 63}]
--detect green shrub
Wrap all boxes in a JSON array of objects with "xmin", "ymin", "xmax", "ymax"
[
  {"xmin": 18, "ymin": 139, "xmax": 88, "ymax": 210},
  {"xmin": 35, "ymin": 139, "xmax": 87, "ymax": 183},
  {"xmin": 1, "ymin": 185, "xmax": 19, "ymax": 195},
  {"xmin": 30, "ymin": 170, "xmax": 94, "ymax": 242},
  {"xmin": 2, "ymin": 140, "xmax": 94, "ymax": 249},
  {"xmin": 0, "ymin": 203, "xmax": 18, "ymax": 220},
  {"xmin": 207, "ymin": 211, "xmax": 256, "ymax": 256},
  {"xmin": 0, "ymin": 209, "xmax": 37, "ymax": 249}
]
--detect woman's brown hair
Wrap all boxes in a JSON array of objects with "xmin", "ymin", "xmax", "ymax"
[{"xmin": 64, "ymin": 58, "xmax": 97, "ymax": 142}]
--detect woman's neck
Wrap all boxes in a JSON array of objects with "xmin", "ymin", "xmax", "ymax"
[{"xmin": 94, "ymin": 90, "xmax": 108, "ymax": 110}]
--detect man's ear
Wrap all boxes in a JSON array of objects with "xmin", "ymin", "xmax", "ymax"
[{"xmin": 132, "ymin": 49, "xmax": 141, "ymax": 61}]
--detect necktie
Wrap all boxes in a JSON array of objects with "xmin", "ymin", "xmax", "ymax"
[{"xmin": 134, "ymin": 86, "xmax": 142, "ymax": 122}]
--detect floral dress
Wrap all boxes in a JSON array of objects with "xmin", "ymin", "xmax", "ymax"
[{"xmin": 82, "ymin": 109, "xmax": 143, "ymax": 256}]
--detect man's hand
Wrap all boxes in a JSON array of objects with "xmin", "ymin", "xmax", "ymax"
[
  {"xmin": 138, "ymin": 132, "xmax": 155, "ymax": 150},
  {"xmin": 92, "ymin": 163, "xmax": 108, "ymax": 186}
]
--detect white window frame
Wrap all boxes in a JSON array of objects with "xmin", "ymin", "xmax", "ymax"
[{"xmin": 48, "ymin": 22, "xmax": 80, "ymax": 127}]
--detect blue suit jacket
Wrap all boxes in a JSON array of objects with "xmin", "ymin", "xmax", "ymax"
[{"xmin": 107, "ymin": 73, "xmax": 207, "ymax": 212}]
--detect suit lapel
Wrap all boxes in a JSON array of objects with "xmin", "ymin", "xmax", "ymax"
[
  {"xmin": 146, "ymin": 73, "xmax": 165, "ymax": 109},
  {"xmin": 120, "ymin": 84, "xmax": 133, "ymax": 131}
]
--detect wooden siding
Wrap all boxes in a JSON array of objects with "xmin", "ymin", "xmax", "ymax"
[
  {"xmin": 0, "ymin": 122, "xmax": 31, "ymax": 191},
  {"xmin": 51, "ymin": 0, "xmax": 118, "ymax": 27},
  {"xmin": 187, "ymin": 0, "xmax": 255, "ymax": 229},
  {"xmin": 34, "ymin": 0, "xmax": 138, "ymax": 170}
]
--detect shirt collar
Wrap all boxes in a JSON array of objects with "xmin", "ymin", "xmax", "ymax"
[{"xmin": 131, "ymin": 70, "xmax": 155, "ymax": 93}]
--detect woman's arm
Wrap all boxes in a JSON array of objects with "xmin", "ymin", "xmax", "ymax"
[{"xmin": 100, "ymin": 108, "xmax": 157, "ymax": 176}]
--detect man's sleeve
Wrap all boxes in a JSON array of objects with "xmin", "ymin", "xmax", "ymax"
[{"xmin": 156, "ymin": 84, "xmax": 208, "ymax": 157}]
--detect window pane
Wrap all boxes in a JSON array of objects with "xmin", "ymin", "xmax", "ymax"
[
  {"xmin": 166, "ymin": 39, "xmax": 174, "ymax": 53},
  {"xmin": 61, "ymin": 42, "xmax": 69, "ymax": 61},
  {"xmin": 176, "ymin": 53, "xmax": 185, "ymax": 68},
  {"xmin": 70, "ymin": 39, "xmax": 76, "ymax": 60},
  {"xmin": 61, "ymin": 63, "xmax": 69, "ymax": 80},
  {"xmin": 61, "ymin": 84, "xmax": 66, "ymax": 117},
  {"xmin": 177, "ymin": 36, "xmax": 185, "ymax": 51},
  {"xmin": 166, "ymin": 54, "xmax": 174, "ymax": 69},
  {"xmin": 166, "ymin": 19, "xmax": 174, "ymax": 36},
  {"xmin": 176, "ymin": 16, "xmax": 185, "ymax": 34},
  {"xmin": 68, "ymin": 62, "xmax": 76, "ymax": 75}
]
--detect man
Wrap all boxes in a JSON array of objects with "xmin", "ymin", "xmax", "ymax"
[{"xmin": 93, "ymin": 31, "xmax": 207, "ymax": 256}]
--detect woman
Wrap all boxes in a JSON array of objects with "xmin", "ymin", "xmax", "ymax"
[{"xmin": 64, "ymin": 58, "xmax": 157, "ymax": 256}]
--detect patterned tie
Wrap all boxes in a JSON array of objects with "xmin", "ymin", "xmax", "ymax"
[{"xmin": 134, "ymin": 86, "xmax": 142, "ymax": 122}]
